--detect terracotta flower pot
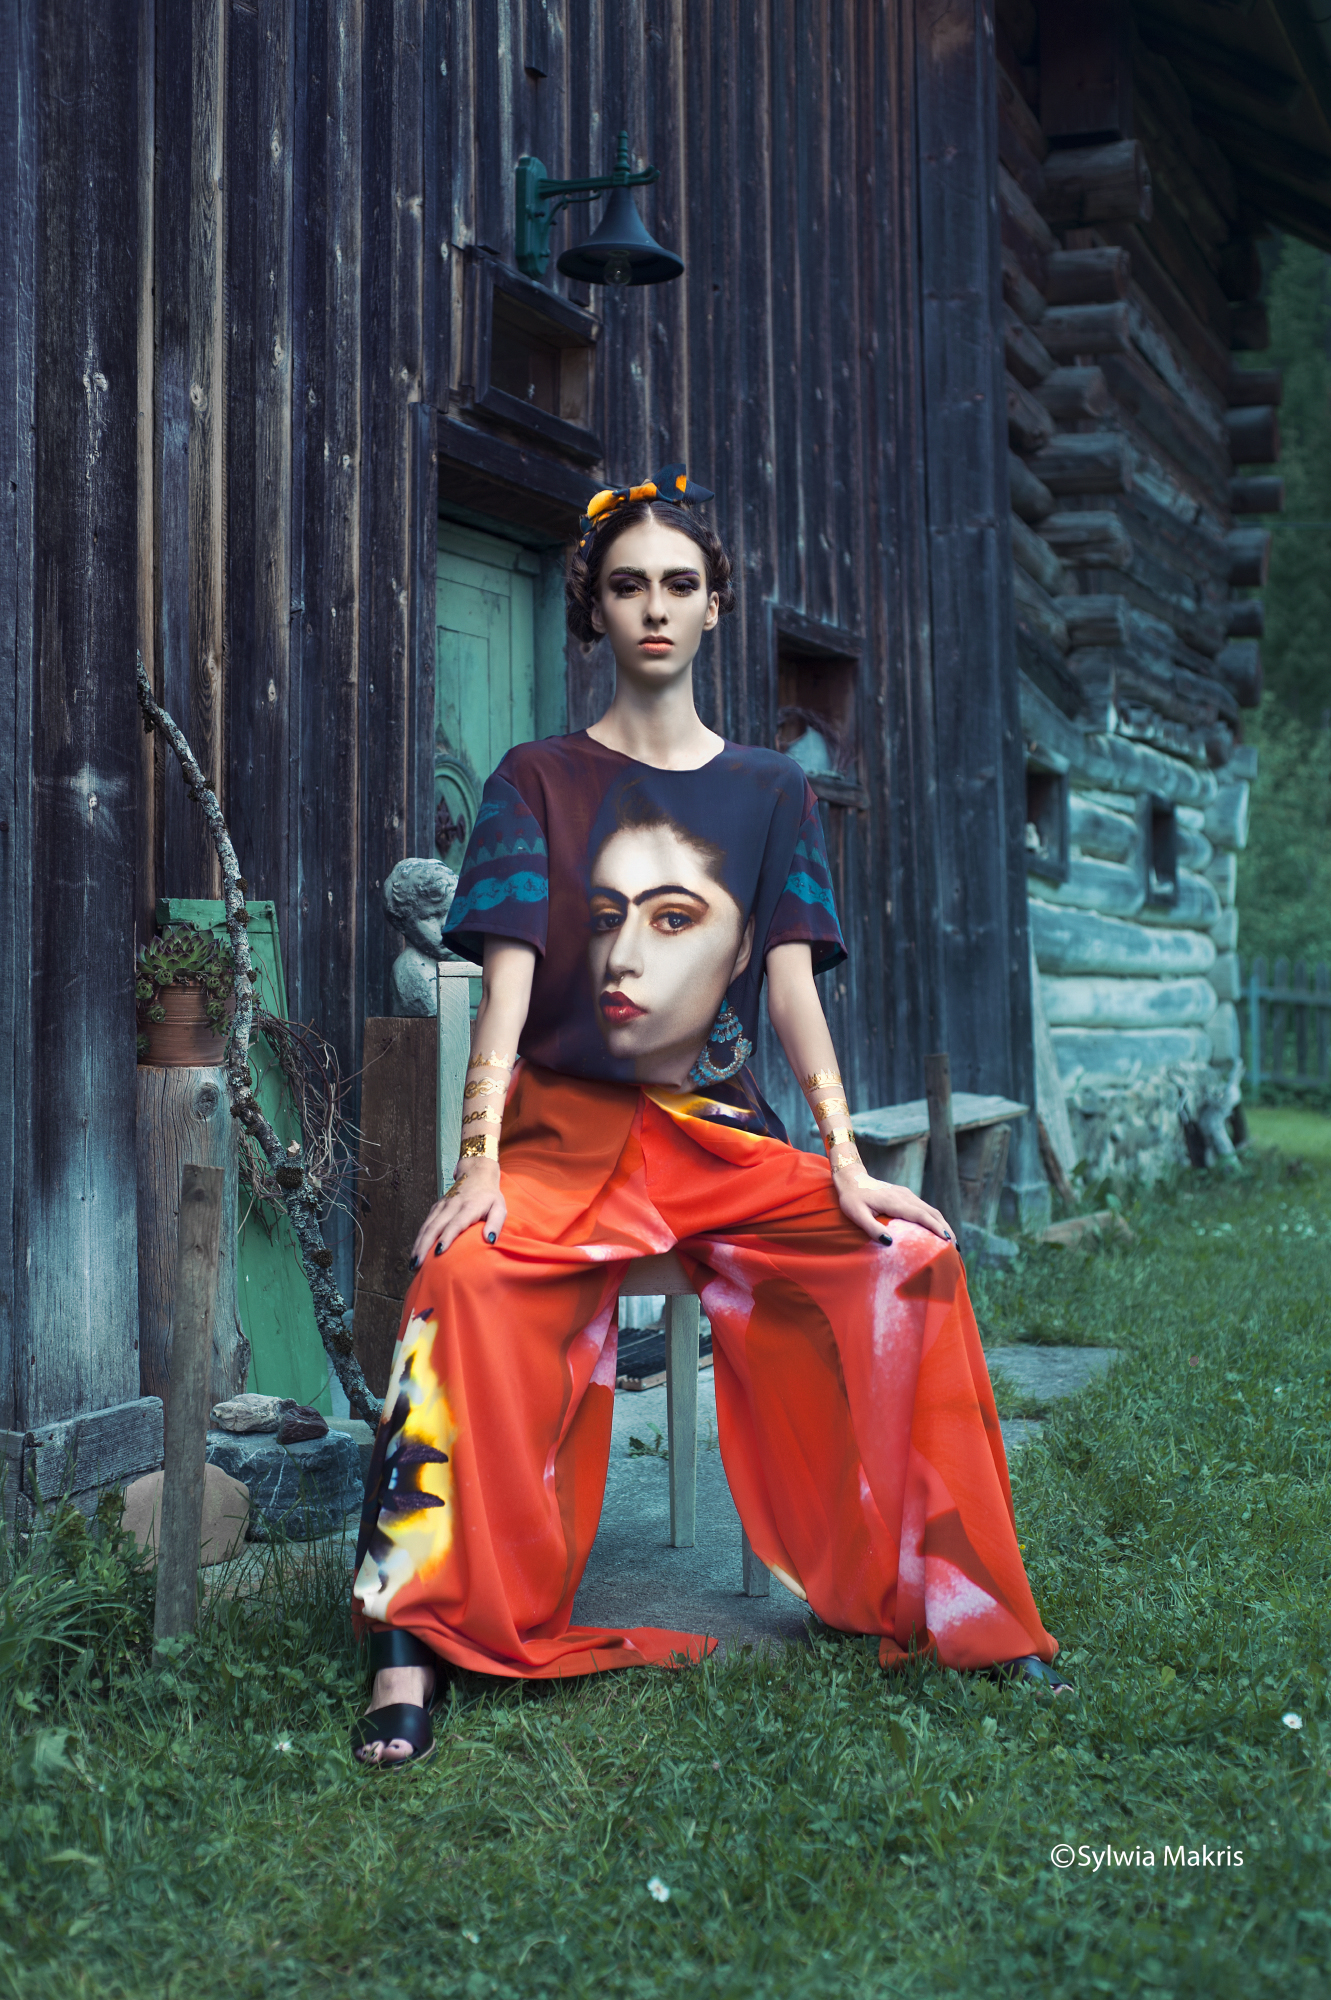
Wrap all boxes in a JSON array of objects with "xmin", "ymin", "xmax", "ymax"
[{"xmin": 138, "ymin": 983, "xmax": 234, "ymax": 1068}]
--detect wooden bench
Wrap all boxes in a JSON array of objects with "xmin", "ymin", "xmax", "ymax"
[
  {"xmin": 848, "ymin": 1090, "xmax": 1029, "ymax": 1229},
  {"xmin": 435, "ymin": 965, "xmax": 769, "ymax": 1592}
]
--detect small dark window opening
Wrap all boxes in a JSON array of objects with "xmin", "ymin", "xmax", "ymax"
[
  {"xmin": 1147, "ymin": 797, "xmax": 1178, "ymax": 907},
  {"xmin": 1025, "ymin": 766, "xmax": 1069, "ymax": 883},
  {"xmin": 490, "ymin": 295, "xmax": 562, "ymax": 413}
]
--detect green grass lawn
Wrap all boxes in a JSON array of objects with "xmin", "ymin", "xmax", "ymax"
[
  {"xmin": 5, "ymin": 1149, "xmax": 1331, "ymax": 1998},
  {"xmin": 1246, "ymin": 1104, "xmax": 1331, "ymax": 1165}
]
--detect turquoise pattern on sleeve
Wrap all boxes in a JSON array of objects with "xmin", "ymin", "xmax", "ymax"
[
  {"xmin": 448, "ymin": 872, "xmax": 548, "ymax": 921},
  {"xmin": 781, "ymin": 869, "xmax": 837, "ymax": 915}
]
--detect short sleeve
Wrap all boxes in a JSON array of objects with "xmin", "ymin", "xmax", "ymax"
[
  {"xmin": 442, "ymin": 771, "xmax": 549, "ymax": 964},
  {"xmin": 764, "ymin": 786, "xmax": 846, "ymax": 972}
]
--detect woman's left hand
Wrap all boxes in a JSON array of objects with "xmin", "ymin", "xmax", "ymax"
[{"xmin": 832, "ymin": 1166, "xmax": 953, "ymax": 1245}]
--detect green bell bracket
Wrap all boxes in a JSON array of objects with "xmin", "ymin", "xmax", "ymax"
[{"xmin": 515, "ymin": 130, "xmax": 681, "ymax": 287}]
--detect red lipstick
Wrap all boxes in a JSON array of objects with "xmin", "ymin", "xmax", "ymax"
[{"xmin": 601, "ymin": 990, "xmax": 647, "ymax": 1024}]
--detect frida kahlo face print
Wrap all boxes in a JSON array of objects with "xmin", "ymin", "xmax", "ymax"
[{"xmin": 587, "ymin": 801, "xmax": 755, "ymax": 1087}]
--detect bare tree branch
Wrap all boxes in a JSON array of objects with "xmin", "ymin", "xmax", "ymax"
[{"xmin": 136, "ymin": 653, "xmax": 380, "ymax": 1422}]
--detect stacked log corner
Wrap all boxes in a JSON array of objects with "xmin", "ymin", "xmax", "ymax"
[{"xmin": 997, "ymin": 0, "xmax": 1267, "ymax": 1179}]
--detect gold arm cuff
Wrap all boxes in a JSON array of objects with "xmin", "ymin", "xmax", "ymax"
[
  {"xmin": 458, "ymin": 1133, "xmax": 499, "ymax": 1161},
  {"xmin": 463, "ymin": 1077, "xmax": 507, "ymax": 1099},
  {"xmin": 803, "ymin": 1069, "xmax": 843, "ymax": 1091},
  {"xmin": 461, "ymin": 1107, "xmax": 503, "ymax": 1128},
  {"xmin": 822, "ymin": 1126, "xmax": 856, "ymax": 1150},
  {"xmin": 468, "ymin": 1050, "xmax": 518, "ymax": 1070},
  {"xmin": 812, "ymin": 1096, "xmax": 849, "ymax": 1123}
]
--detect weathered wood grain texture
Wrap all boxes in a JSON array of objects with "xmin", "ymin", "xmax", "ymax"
[
  {"xmin": 291, "ymin": 0, "xmax": 364, "ymax": 1308},
  {"xmin": 0, "ymin": 0, "xmax": 37, "ymax": 1427},
  {"xmin": 154, "ymin": 1163, "xmax": 223, "ymax": 1649},
  {"xmin": 353, "ymin": 1018, "xmax": 437, "ymax": 1397},
  {"xmin": 923, "ymin": 1052, "xmax": 965, "ymax": 1235},
  {"xmin": 22, "ymin": 1397, "xmax": 164, "ymax": 1514},
  {"xmin": 136, "ymin": 1065, "xmax": 242, "ymax": 1411},
  {"xmin": 134, "ymin": 0, "xmax": 158, "ymax": 945},
  {"xmin": 915, "ymin": 0, "xmax": 1034, "ymax": 1115},
  {"xmin": 225, "ymin": 0, "xmax": 294, "ymax": 938},
  {"xmin": 25, "ymin": 1, "xmax": 144, "ymax": 1428},
  {"xmin": 186, "ymin": 0, "xmax": 226, "ymax": 900},
  {"xmin": 155, "ymin": 0, "xmax": 196, "ymax": 895}
]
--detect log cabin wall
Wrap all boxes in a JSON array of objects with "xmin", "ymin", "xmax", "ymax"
[
  {"xmin": 2, "ymin": 0, "xmax": 1037, "ymax": 1429},
  {"xmin": 1000, "ymin": 0, "xmax": 1282, "ymax": 1177}
]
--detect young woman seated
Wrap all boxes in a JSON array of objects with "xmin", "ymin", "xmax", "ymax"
[{"xmin": 352, "ymin": 467, "xmax": 1068, "ymax": 1767}]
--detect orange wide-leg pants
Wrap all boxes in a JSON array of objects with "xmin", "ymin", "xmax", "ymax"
[{"xmin": 351, "ymin": 1063, "xmax": 1057, "ymax": 1679}]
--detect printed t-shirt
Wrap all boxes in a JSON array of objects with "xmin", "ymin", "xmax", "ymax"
[{"xmin": 443, "ymin": 732, "xmax": 845, "ymax": 1137}]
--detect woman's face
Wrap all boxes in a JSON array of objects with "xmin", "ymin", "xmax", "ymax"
[
  {"xmin": 588, "ymin": 823, "xmax": 753, "ymax": 1084},
  {"xmin": 590, "ymin": 519, "xmax": 720, "ymax": 687}
]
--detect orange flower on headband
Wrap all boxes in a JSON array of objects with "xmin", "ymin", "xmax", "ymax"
[{"xmin": 578, "ymin": 463, "xmax": 713, "ymax": 552}]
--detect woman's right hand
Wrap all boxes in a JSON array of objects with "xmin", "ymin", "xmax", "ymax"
[{"xmin": 410, "ymin": 1159, "xmax": 506, "ymax": 1266}]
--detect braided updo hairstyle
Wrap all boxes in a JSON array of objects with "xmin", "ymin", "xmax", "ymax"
[{"xmin": 566, "ymin": 499, "xmax": 736, "ymax": 645}]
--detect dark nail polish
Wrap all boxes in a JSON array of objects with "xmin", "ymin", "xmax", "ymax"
[
  {"xmin": 434, "ymin": 1240, "xmax": 444, "ymax": 1256},
  {"xmin": 408, "ymin": 1255, "xmax": 420, "ymax": 1272},
  {"xmin": 879, "ymin": 1233, "xmax": 893, "ymax": 1246},
  {"xmin": 486, "ymin": 1231, "xmax": 497, "ymax": 1243}
]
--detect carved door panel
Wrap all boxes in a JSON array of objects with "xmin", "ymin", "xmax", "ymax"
[{"xmin": 434, "ymin": 522, "xmax": 540, "ymax": 867}]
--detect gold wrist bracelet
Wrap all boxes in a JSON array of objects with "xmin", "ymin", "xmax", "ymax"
[
  {"xmin": 469, "ymin": 1050, "xmax": 517, "ymax": 1070},
  {"xmin": 458, "ymin": 1133, "xmax": 499, "ymax": 1161},
  {"xmin": 464, "ymin": 1077, "xmax": 506, "ymax": 1099},
  {"xmin": 461, "ymin": 1107, "xmax": 502, "ymax": 1128},
  {"xmin": 830, "ymin": 1148, "xmax": 863, "ymax": 1173},
  {"xmin": 822, "ymin": 1125, "xmax": 856, "ymax": 1150},
  {"xmin": 812, "ymin": 1096, "xmax": 849, "ymax": 1124},
  {"xmin": 803, "ymin": 1069, "xmax": 843, "ymax": 1091}
]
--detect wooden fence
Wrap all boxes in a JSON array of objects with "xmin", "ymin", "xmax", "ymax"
[{"xmin": 1243, "ymin": 957, "xmax": 1331, "ymax": 1091}]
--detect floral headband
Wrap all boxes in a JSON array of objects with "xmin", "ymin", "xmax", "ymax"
[{"xmin": 577, "ymin": 463, "xmax": 714, "ymax": 555}]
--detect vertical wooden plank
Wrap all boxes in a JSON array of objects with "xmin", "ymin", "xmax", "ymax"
[
  {"xmin": 136, "ymin": 0, "xmax": 158, "ymax": 946},
  {"xmin": 436, "ymin": 964, "xmax": 471, "ymax": 1196},
  {"xmin": 153, "ymin": 1162, "xmax": 224, "ymax": 1652},
  {"xmin": 155, "ymin": 2, "xmax": 194, "ymax": 894},
  {"xmin": 0, "ymin": 0, "xmax": 36, "ymax": 1425},
  {"xmin": 914, "ymin": 0, "xmax": 1033, "ymax": 1125},
  {"xmin": 294, "ymin": 0, "xmax": 363, "ymax": 1307},
  {"xmin": 136, "ymin": 1066, "xmax": 243, "ymax": 1408},
  {"xmin": 187, "ymin": 0, "xmax": 227, "ymax": 897},
  {"xmin": 28, "ymin": 0, "xmax": 144, "ymax": 1425},
  {"xmin": 924, "ymin": 1052, "xmax": 964, "ymax": 1232}
]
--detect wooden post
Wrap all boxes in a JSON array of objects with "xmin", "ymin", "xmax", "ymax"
[
  {"xmin": 741, "ymin": 1529, "xmax": 770, "ymax": 1598},
  {"xmin": 436, "ymin": 963, "xmax": 473, "ymax": 1197},
  {"xmin": 154, "ymin": 1164, "xmax": 224, "ymax": 1654},
  {"xmin": 136, "ymin": 1065, "xmax": 242, "ymax": 1408},
  {"xmin": 924, "ymin": 1053, "xmax": 964, "ymax": 1236},
  {"xmin": 663, "ymin": 1294, "xmax": 700, "ymax": 1550}
]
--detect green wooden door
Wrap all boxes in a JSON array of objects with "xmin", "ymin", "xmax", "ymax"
[{"xmin": 435, "ymin": 524, "xmax": 541, "ymax": 867}]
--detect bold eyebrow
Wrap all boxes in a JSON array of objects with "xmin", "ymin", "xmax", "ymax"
[
  {"xmin": 633, "ymin": 884, "xmax": 708, "ymax": 907},
  {"xmin": 605, "ymin": 565, "xmax": 702, "ymax": 583}
]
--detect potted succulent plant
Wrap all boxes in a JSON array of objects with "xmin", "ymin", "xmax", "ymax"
[{"xmin": 136, "ymin": 923, "xmax": 236, "ymax": 1067}]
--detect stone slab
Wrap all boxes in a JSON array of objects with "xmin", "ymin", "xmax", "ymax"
[
  {"xmin": 204, "ymin": 1427, "xmax": 363, "ymax": 1540},
  {"xmin": 985, "ymin": 1344, "xmax": 1120, "ymax": 1403},
  {"xmin": 327, "ymin": 1418, "xmax": 376, "ymax": 1485}
]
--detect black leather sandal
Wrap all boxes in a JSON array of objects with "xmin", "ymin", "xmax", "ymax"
[
  {"xmin": 991, "ymin": 1653, "xmax": 1074, "ymax": 1695},
  {"xmin": 352, "ymin": 1629, "xmax": 440, "ymax": 1768}
]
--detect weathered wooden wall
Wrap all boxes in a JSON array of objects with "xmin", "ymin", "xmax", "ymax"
[{"xmin": 3, "ymin": 0, "xmax": 1038, "ymax": 1425}]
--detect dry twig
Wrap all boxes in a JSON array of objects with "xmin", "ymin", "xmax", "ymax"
[{"xmin": 135, "ymin": 653, "xmax": 379, "ymax": 1421}]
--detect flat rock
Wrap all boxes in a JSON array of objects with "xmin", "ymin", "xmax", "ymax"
[
  {"xmin": 210, "ymin": 1393, "xmax": 286, "ymax": 1434},
  {"xmin": 121, "ymin": 1464, "xmax": 250, "ymax": 1566},
  {"xmin": 986, "ymin": 1344, "xmax": 1120, "ymax": 1403},
  {"xmin": 276, "ymin": 1404, "xmax": 329, "ymax": 1444},
  {"xmin": 204, "ymin": 1427, "xmax": 363, "ymax": 1540}
]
